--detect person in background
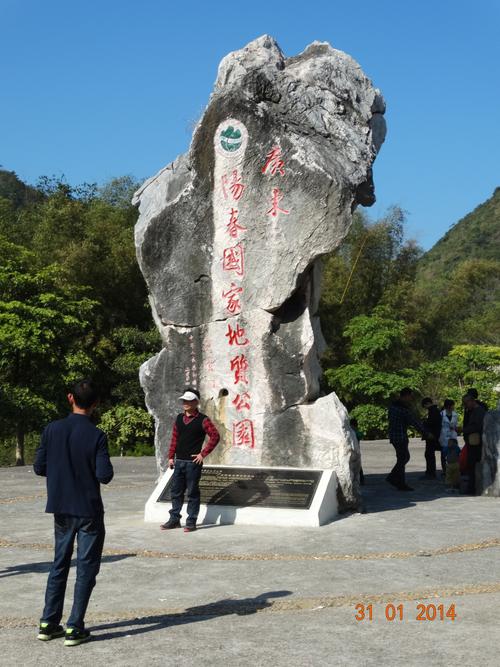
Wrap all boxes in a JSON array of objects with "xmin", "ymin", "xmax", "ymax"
[
  {"xmin": 420, "ymin": 398, "xmax": 443, "ymax": 480},
  {"xmin": 444, "ymin": 438, "xmax": 461, "ymax": 492},
  {"xmin": 34, "ymin": 379, "xmax": 113, "ymax": 647},
  {"xmin": 462, "ymin": 392, "xmax": 487, "ymax": 495},
  {"xmin": 439, "ymin": 399, "xmax": 459, "ymax": 456},
  {"xmin": 466, "ymin": 388, "xmax": 488, "ymax": 412},
  {"xmin": 161, "ymin": 388, "xmax": 220, "ymax": 532},
  {"xmin": 387, "ymin": 388, "xmax": 429, "ymax": 491},
  {"xmin": 463, "ymin": 388, "xmax": 488, "ymax": 431},
  {"xmin": 350, "ymin": 417, "xmax": 365, "ymax": 485}
]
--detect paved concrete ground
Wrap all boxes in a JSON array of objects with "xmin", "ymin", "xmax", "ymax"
[{"xmin": 0, "ymin": 439, "xmax": 499, "ymax": 666}]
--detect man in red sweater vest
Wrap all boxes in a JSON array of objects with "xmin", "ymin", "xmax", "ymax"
[{"xmin": 160, "ymin": 388, "xmax": 220, "ymax": 532}]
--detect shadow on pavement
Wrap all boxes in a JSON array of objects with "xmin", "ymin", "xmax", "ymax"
[
  {"xmin": 361, "ymin": 472, "xmax": 455, "ymax": 513},
  {"xmin": 0, "ymin": 553, "xmax": 136, "ymax": 579},
  {"xmin": 89, "ymin": 590, "xmax": 293, "ymax": 641}
]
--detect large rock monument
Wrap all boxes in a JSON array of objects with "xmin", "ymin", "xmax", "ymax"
[
  {"xmin": 133, "ymin": 36, "xmax": 386, "ymax": 510},
  {"xmin": 480, "ymin": 406, "xmax": 500, "ymax": 497}
]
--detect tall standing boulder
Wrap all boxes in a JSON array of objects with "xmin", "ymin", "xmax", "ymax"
[
  {"xmin": 133, "ymin": 36, "xmax": 386, "ymax": 510},
  {"xmin": 480, "ymin": 407, "xmax": 500, "ymax": 497}
]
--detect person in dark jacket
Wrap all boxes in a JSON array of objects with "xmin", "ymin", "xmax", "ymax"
[
  {"xmin": 160, "ymin": 388, "xmax": 220, "ymax": 532},
  {"xmin": 420, "ymin": 398, "xmax": 443, "ymax": 480},
  {"xmin": 462, "ymin": 392, "xmax": 487, "ymax": 495},
  {"xmin": 387, "ymin": 387, "xmax": 428, "ymax": 491},
  {"xmin": 34, "ymin": 379, "xmax": 113, "ymax": 646},
  {"xmin": 466, "ymin": 387, "xmax": 488, "ymax": 412}
]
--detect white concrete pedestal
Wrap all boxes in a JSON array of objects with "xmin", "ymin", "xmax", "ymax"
[{"xmin": 144, "ymin": 465, "xmax": 338, "ymax": 527}]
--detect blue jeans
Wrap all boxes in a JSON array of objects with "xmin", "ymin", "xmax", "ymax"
[
  {"xmin": 41, "ymin": 514, "xmax": 105, "ymax": 629},
  {"xmin": 169, "ymin": 460, "xmax": 203, "ymax": 526}
]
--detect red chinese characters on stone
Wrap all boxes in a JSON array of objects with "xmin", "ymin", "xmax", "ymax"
[
  {"xmin": 226, "ymin": 208, "xmax": 246, "ymax": 238},
  {"xmin": 230, "ymin": 354, "xmax": 249, "ymax": 385},
  {"xmin": 222, "ymin": 243, "xmax": 244, "ymax": 277},
  {"xmin": 222, "ymin": 283, "xmax": 243, "ymax": 315},
  {"xmin": 232, "ymin": 391, "xmax": 251, "ymax": 412},
  {"xmin": 262, "ymin": 145, "xmax": 285, "ymax": 176},
  {"xmin": 222, "ymin": 169, "xmax": 245, "ymax": 201},
  {"xmin": 232, "ymin": 419, "xmax": 255, "ymax": 448},
  {"xmin": 267, "ymin": 187, "xmax": 290, "ymax": 217},
  {"xmin": 225, "ymin": 322, "xmax": 249, "ymax": 347}
]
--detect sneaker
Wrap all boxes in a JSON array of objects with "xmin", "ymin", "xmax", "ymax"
[
  {"xmin": 37, "ymin": 622, "xmax": 65, "ymax": 641},
  {"xmin": 160, "ymin": 520, "xmax": 181, "ymax": 530},
  {"xmin": 64, "ymin": 627, "xmax": 91, "ymax": 646},
  {"xmin": 184, "ymin": 525, "xmax": 197, "ymax": 532}
]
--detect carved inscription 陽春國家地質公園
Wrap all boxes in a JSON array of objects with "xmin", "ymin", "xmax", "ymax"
[{"xmin": 215, "ymin": 123, "xmax": 292, "ymax": 452}]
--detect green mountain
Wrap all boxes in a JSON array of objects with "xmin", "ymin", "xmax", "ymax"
[
  {"xmin": 418, "ymin": 187, "xmax": 500, "ymax": 284},
  {"xmin": 0, "ymin": 169, "xmax": 41, "ymax": 208}
]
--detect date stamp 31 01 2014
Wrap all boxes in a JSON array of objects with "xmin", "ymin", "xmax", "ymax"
[{"xmin": 354, "ymin": 603, "xmax": 457, "ymax": 622}]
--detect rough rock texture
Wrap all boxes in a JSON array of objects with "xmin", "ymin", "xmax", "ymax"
[
  {"xmin": 134, "ymin": 36, "xmax": 385, "ymax": 510},
  {"xmin": 480, "ymin": 407, "xmax": 500, "ymax": 497}
]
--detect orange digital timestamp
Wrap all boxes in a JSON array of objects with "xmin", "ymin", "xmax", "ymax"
[{"xmin": 354, "ymin": 603, "xmax": 457, "ymax": 622}]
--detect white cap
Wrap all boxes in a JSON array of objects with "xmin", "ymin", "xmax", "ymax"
[{"xmin": 179, "ymin": 391, "xmax": 199, "ymax": 401}]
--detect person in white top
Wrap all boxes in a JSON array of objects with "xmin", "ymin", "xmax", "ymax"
[{"xmin": 439, "ymin": 399, "xmax": 459, "ymax": 452}]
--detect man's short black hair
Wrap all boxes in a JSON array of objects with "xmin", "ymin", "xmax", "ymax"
[
  {"xmin": 400, "ymin": 387, "xmax": 413, "ymax": 397},
  {"xmin": 443, "ymin": 399, "xmax": 455, "ymax": 409},
  {"xmin": 71, "ymin": 378, "xmax": 99, "ymax": 408},
  {"xmin": 466, "ymin": 388, "xmax": 478, "ymax": 399},
  {"xmin": 421, "ymin": 397, "xmax": 433, "ymax": 407},
  {"xmin": 184, "ymin": 386, "xmax": 200, "ymax": 400}
]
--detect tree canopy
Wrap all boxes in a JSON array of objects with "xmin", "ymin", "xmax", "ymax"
[{"xmin": 0, "ymin": 171, "xmax": 158, "ymax": 464}]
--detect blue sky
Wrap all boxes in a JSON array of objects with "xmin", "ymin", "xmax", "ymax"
[{"xmin": 1, "ymin": 0, "xmax": 499, "ymax": 249}]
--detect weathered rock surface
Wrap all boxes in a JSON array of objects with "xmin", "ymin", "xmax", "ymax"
[
  {"xmin": 134, "ymin": 35, "xmax": 385, "ymax": 510},
  {"xmin": 480, "ymin": 407, "xmax": 500, "ymax": 497}
]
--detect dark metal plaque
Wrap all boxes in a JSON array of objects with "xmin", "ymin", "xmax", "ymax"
[{"xmin": 157, "ymin": 466, "xmax": 322, "ymax": 510}]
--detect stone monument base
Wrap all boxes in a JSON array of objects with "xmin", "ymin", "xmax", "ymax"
[{"xmin": 145, "ymin": 464, "xmax": 338, "ymax": 527}]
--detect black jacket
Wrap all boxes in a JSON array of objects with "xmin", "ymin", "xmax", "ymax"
[
  {"xmin": 34, "ymin": 413, "xmax": 114, "ymax": 517},
  {"xmin": 463, "ymin": 404, "xmax": 487, "ymax": 444},
  {"xmin": 424, "ymin": 405, "xmax": 442, "ymax": 441}
]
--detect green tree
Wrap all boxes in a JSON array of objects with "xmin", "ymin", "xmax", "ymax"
[
  {"xmin": 98, "ymin": 175, "xmax": 140, "ymax": 209},
  {"xmin": 319, "ymin": 206, "xmax": 422, "ymax": 368},
  {"xmin": 324, "ymin": 307, "xmax": 419, "ymax": 437},
  {"xmin": 416, "ymin": 345, "xmax": 500, "ymax": 412},
  {"xmin": 99, "ymin": 405, "xmax": 154, "ymax": 456},
  {"xmin": 108, "ymin": 326, "xmax": 161, "ymax": 405},
  {"xmin": 0, "ymin": 236, "xmax": 97, "ymax": 464}
]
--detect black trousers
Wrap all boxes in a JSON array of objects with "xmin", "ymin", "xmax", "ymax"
[
  {"xmin": 388, "ymin": 440, "xmax": 410, "ymax": 487},
  {"xmin": 424, "ymin": 441, "xmax": 446, "ymax": 476},
  {"xmin": 467, "ymin": 444, "xmax": 482, "ymax": 494}
]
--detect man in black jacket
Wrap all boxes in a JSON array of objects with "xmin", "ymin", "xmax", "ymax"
[
  {"xmin": 34, "ymin": 379, "xmax": 113, "ymax": 646},
  {"xmin": 387, "ymin": 388, "xmax": 428, "ymax": 491}
]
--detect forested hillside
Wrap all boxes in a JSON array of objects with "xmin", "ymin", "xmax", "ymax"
[
  {"xmin": 418, "ymin": 187, "xmax": 500, "ymax": 284},
  {"xmin": 1, "ymin": 169, "xmax": 499, "ymax": 463},
  {"xmin": 319, "ymin": 189, "xmax": 500, "ymax": 434}
]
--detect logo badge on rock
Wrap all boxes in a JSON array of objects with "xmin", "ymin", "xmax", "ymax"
[
  {"xmin": 220, "ymin": 126, "xmax": 242, "ymax": 152},
  {"xmin": 215, "ymin": 119, "xmax": 248, "ymax": 158}
]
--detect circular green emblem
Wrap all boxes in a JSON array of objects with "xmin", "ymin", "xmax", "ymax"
[{"xmin": 220, "ymin": 125, "xmax": 242, "ymax": 152}]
